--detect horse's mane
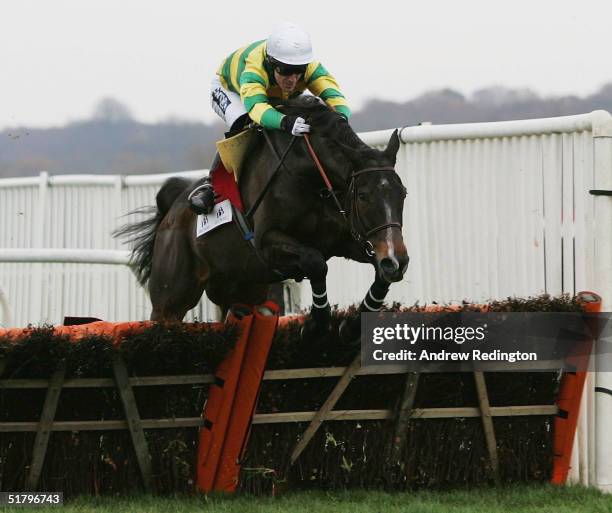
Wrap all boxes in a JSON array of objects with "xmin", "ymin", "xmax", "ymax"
[{"xmin": 272, "ymin": 96, "xmax": 381, "ymax": 161}]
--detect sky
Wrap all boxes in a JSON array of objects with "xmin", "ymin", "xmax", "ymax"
[{"xmin": 1, "ymin": 0, "xmax": 610, "ymax": 130}]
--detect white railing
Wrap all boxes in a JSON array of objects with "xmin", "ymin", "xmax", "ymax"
[{"xmin": 0, "ymin": 249, "xmax": 130, "ymax": 265}]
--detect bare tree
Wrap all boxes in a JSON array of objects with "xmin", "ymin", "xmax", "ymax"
[{"xmin": 92, "ymin": 97, "xmax": 133, "ymax": 122}]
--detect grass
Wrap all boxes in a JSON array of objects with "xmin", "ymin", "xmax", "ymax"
[{"xmin": 3, "ymin": 484, "xmax": 612, "ymax": 513}]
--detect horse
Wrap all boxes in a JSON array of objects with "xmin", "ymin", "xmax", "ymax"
[{"xmin": 115, "ymin": 96, "xmax": 409, "ymax": 339}]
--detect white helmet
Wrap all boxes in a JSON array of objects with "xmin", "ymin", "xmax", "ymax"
[{"xmin": 266, "ymin": 22, "xmax": 314, "ymax": 66}]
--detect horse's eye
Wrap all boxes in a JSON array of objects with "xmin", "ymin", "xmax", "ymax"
[{"xmin": 358, "ymin": 192, "xmax": 369, "ymax": 202}]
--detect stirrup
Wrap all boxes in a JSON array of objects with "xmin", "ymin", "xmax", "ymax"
[
  {"xmin": 187, "ymin": 183, "xmax": 214, "ymax": 201},
  {"xmin": 188, "ymin": 183, "xmax": 215, "ymax": 215}
]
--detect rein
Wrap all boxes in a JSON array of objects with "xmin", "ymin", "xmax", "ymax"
[
  {"xmin": 303, "ymin": 134, "xmax": 346, "ymax": 217},
  {"xmin": 245, "ymin": 129, "xmax": 297, "ymax": 219},
  {"xmin": 303, "ymin": 134, "xmax": 401, "ymax": 257}
]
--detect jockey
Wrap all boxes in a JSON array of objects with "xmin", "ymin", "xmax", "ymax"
[{"xmin": 189, "ymin": 21, "xmax": 351, "ymax": 214}]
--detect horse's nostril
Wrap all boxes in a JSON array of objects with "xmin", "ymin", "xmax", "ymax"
[{"xmin": 380, "ymin": 257, "xmax": 399, "ymax": 275}]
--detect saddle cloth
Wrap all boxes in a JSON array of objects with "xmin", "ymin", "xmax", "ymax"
[{"xmin": 210, "ymin": 160, "xmax": 244, "ymax": 213}]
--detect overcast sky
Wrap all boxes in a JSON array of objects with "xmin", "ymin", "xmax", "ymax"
[{"xmin": 1, "ymin": 0, "xmax": 609, "ymax": 130}]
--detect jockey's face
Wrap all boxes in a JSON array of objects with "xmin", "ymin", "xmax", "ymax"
[{"xmin": 274, "ymin": 69, "xmax": 301, "ymax": 94}]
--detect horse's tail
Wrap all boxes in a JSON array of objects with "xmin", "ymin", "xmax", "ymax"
[
  {"xmin": 113, "ymin": 177, "xmax": 191, "ymax": 286},
  {"xmin": 113, "ymin": 206, "xmax": 162, "ymax": 286}
]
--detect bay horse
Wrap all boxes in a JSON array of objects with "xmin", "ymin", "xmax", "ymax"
[{"xmin": 116, "ymin": 96, "xmax": 409, "ymax": 339}]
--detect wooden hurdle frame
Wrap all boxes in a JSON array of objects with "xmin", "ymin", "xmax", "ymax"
[{"xmin": 0, "ymin": 358, "xmax": 565, "ymax": 491}]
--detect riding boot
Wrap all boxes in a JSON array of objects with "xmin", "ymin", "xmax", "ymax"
[{"xmin": 188, "ymin": 153, "xmax": 220, "ymax": 215}]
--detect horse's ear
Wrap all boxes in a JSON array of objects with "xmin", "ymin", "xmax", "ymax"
[{"xmin": 384, "ymin": 129, "xmax": 400, "ymax": 165}]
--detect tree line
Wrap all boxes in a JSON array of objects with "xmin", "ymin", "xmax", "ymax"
[{"xmin": 1, "ymin": 84, "xmax": 611, "ymax": 178}]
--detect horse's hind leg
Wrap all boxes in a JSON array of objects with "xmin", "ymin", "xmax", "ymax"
[
  {"xmin": 205, "ymin": 277, "xmax": 268, "ymax": 316},
  {"xmin": 260, "ymin": 229, "xmax": 331, "ymax": 339},
  {"xmin": 148, "ymin": 226, "xmax": 206, "ymax": 321}
]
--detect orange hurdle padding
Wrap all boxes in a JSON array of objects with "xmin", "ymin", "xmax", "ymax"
[
  {"xmin": 277, "ymin": 314, "xmax": 304, "ymax": 328},
  {"xmin": 551, "ymin": 291, "xmax": 602, "ymax": 485},
  {"xmin": 197, "ymin": 305, "xmax": 254, "ymax": 493},
  {"xmin": 214, "ymin": 301, "xmax": 280, "ymax": 492},
  {"xmin": 0, "ymin": 320, "xmax": 225, "ymax": 347},
  {"xmin": 0, "ymin": 321, "xmax": 153, "ymax": 345}
]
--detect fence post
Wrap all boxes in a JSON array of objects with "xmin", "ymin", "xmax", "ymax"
[
  {"xmin": 113, "ymin": 175, "xmax": 128, "ymax": 321},
  {"xmin": 387, "ymin": 372, "xmax": 420, "ymax": 481},
  {"xmin": 25, "ymin": 360, "xmax": 66, "ymax": 491},
  {"xmin": 0, "ymin": 285, "xmax": 12, "ymax": 328},
  {"xmin": 112, "ymin": 352, "xmax": 154, "ymax": 493},
  {"xmin": 474, "ymin": 371, "xmax": 500, "ymax": 484},
  {"xmin": 592, "ymin": 118, "xmax": 612, "ymax": 492},
  {"xmin": 32, "ymin": 171, "xmax": 49, "ymax": 325}
]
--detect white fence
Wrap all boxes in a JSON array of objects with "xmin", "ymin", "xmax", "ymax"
[
  {"xmin": 0, "ymin": 111, "xmax": 611, "ymax": 491},
  {"xmin": 0, "ymin": 170, "xmax": 219, "ymax": 325}
]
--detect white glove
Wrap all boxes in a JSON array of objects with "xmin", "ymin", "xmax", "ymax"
[
  {"xmin": 292, "ymin": 117, "xmax": 310, "ymax": 136},
  {"xmin": 282, "ymin": 115, "xmax": 311, "ymax": 136}
]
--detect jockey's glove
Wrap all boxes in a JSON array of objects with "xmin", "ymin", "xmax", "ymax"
[{"xmin": 281, "ymin": 115, "xmax": 310, "ymax": 136}]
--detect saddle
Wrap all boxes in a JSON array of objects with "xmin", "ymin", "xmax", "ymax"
[{"xmin": 216, "ymin": 128, "xmax": 255, "ymax": 182}]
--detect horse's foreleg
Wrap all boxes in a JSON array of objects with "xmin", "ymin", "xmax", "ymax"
[
  {"xmin": 310, "ymin": 279, "xmax": 330, "ymax": 321},
  {"xmin": 301, "ymin": 274, "xmax": 332, "ymax": 339},
  {"xmin": 359, "ymin": 274, "xmax": 391, "ymax": 313},
  {"xmin": 339, "ymin": 274, "xmax": 391, "ymax": 342},
  {"xmin": 298, "ymin": 246, "xmax": 331, "ymax": 336}
]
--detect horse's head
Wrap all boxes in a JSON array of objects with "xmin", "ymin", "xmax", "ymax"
[
  {"xmin": 344, "ymin": 130, "xmax": 408, "ymax": 283},
  {"xmin": 275, "ymin": 96, "xmax": 409, "ymax": 283}
]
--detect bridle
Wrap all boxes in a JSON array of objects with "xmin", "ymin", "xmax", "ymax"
[
  {"xmin": 303, "ymin": 134, "xmax": 402, "ymax": 258},
  {"xmin": 347, "ymin": 166, "xmax": 402, "ymax": 257}
]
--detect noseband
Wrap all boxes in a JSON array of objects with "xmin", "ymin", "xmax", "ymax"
[{"xmin": 303, "ymin": 135, "xmax": 403, "ymax": 258}]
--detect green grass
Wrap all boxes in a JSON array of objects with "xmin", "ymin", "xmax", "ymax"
[{"xmin": 3, "ymin": 485, "xmax": 612, "ymax": 513}]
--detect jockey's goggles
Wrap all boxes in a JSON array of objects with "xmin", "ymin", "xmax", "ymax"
[{"xmin": 267, "ymin": 56, "xmax": 308, "ymax": 76}]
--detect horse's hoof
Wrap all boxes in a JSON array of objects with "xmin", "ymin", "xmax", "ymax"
[
  {"xmin": 300, "ymin": 317, "xmax": 331, "ymax": 341},
  {"xmin": 339, "ymin": 316, "xmax": 361, "ymax": 343}
]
